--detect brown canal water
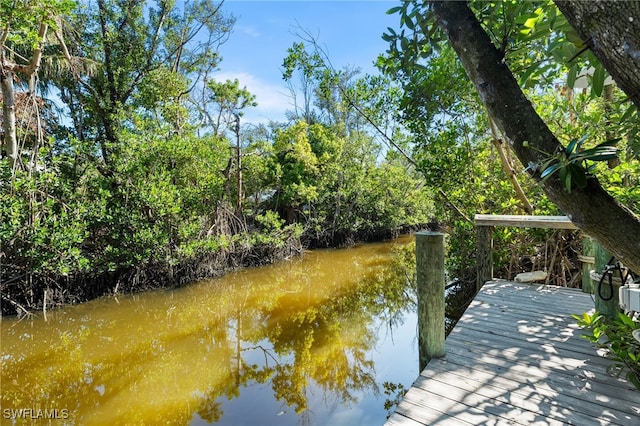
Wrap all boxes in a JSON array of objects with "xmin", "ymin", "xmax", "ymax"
[{"xmin": 1, "ymin": 236, "xmax": 418, "ymax": 425}]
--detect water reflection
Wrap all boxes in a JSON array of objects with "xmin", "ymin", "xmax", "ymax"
[{"xmin": 1, "ymin": 237, "xmax": 417, "ymax": 425}]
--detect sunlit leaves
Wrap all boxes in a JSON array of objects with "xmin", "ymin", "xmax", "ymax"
[
  {"xmin": 0, "ymin": 0, "xmax": 75, "ymax": 47},
  {"xmin": 0, "ymin": 159, "xmax": 91, "ymax": 277},
  {"xmin": 203, "ymin": 78, "xmax": 257, "ymax": 135},
  {"xmin": 136, "ymin": 67, "xmax": 190, "ymax": 125},
  {"xmin": 272, "ymin": 121, "xmax": 320, "ymax": 206},
  {"xmin": 538, "ymin": 135, "xmax": 619, "ymax": 192},
  {"xmin": 282, "ymin": 42, "xmax": 323, "ymax": 81},
  {"xmin": 574, "ymin": 311, "xmax": 640, "ymax": 390}
]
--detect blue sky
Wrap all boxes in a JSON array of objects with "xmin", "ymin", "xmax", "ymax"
[{"xmin": 215, "ymin": 1, "xmax": 399, "ymax": 124}]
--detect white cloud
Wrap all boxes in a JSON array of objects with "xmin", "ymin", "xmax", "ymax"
[
  {"xmin": 235, "ymin": 24, "xmax": 261, "ymax": 38},
  {"xmin": 212, "ymin": 71, "xmax": 292, "ymax": 125}
]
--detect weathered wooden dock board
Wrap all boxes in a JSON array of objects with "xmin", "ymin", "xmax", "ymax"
[{"xmin": 386, "ymin": 281, "xmax": 640, "ymax": 426}]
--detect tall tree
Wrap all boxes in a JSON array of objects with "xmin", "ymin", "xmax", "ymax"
[
  {"xmin": 417, "ymin": 1, "xmax": 640, "ymax": 272},
  {"xmin": 195, "ymin": 78, "xmax": 256, "ymax": 212},
  {"xmin": 0, "ymin": 0, "xmax": 72, "ymax": 173},
  {"xmin": 56, "ymin": 0, "xmax": 234, "ymax": 174},
  {"xmin": 199, "ymin": 78, "xmax": 256, "ymax": 137}
]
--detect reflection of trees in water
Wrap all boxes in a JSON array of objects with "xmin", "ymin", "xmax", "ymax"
[
  {"xmin": 257, "ymin": 241, "xmax": 417, "ymax": 416},
  {"xmin": 0, "ymin": 240, "xmax": 416, "ymax": 424}
]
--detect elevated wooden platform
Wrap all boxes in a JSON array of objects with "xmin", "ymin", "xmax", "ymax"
[{"xmin": 386, "ymin": 281, "xmax": 640, "ymax": 426}]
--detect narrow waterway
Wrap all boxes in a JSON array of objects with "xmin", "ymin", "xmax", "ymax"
[{"xmin": 1, "ymin": 237, "xmax": 419, "ymax": 425}]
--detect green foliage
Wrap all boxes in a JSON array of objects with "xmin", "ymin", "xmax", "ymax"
[
  {"xmin": 272, "ymin": 121, "xmax": 320, "ymax": 208},
  {"xmin": 527, "ymin": 72, "xmax": 640, "ymax": 204},
  {"xmin": 205, "ymin": 78, "xmax": 257, "ymax": 135},
  {"xmin": 135, "ymin": 67, "xmax": 190, "ymax": 126},
  {"xmin": 282, "ymin": 42, "xmax": 324, "ymax": 81},
  {"xmin": 534, "ymin": 135, "xmax": 619, "ymax": 192},
  {"xmin": 0, "ymin": 0, "xmax": 75, "ymax": 46},
  {"xmin": 573, "ymin": 311, "xmax": 640, "ymax": 390},
  {"xmin": 599, "ymin": 161, "xmax": 640, "ymax": 215},
  {"xmin": 1, "ymin": 155, "xmax": 90, "ymax": 278},
  {"xmin": 2, "ymin": 1, "xmax": 435, "ymax": 314},
  {"xmin": 380, "ymin": 0, "xmax": 640, "ymax": 286},
  {"xmin": 251, "ymin": 211, "xmax": 303, "ymax": 248}
]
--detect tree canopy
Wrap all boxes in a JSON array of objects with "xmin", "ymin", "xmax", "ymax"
[
  {"xmin": 382, "ymin": 0, "xmax": 640, "ymax": 274},
  {"xmin": 0, "ymin": 0, "xmax": 433, "ymax": 315}
]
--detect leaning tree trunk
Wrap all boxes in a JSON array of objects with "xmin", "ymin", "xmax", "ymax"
[
  {"xmin": 555, "ymin": 1, "xmax": 640, "ymax": 111},
  {"xmin": 430, "ymin": 1, "xmax": 640, "ymax": 274}
]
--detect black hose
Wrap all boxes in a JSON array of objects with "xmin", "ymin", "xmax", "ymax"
[
  {"xmin": 598, "ymin": 268, "xmax": 614, "ymax": 301},
  {"xmin": 597, "ymin": 257, "xmax": 616, "ymax": 302},
  {"xmin": 597, "ymin": 256, "xmax": 635, "ymax": 302}
]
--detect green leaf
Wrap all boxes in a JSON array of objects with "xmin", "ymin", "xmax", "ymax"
[
  {"xmin": 527, "ymin": 22, "xmax": 551, "ymax": 41},
  {"xmin": 565, "ymin": 27, "xmax": 584, "ymax": 45},
  {"xmin": 620, "ymin": 103, "xmax": 637, "ymax": 123},
  {"xmin": 568, "ymin": 163, "xmax": 587, "ymax": 189},
  {"xmin": 519, "ymin": 64, "xmax": 541, "ymax": 87},
  {"xmin": 571, "ymin": 141, "xmax": 618, "ymax": 162},
  {"xmin": 567, "ymin": 64, "xmax": 577, "ymax": 89},
  {"xmin": 540, "ymin": 161, "xmax": 562, "ymax": 180},
  {"xmin": 618, "ymin": 312, "xmax": 636, "ymax": 328},
  {"xmin": 405, "ymin": 16, "xmax": 415, "ymax": 30},
  {"xmin": 599, "ymin": 138, "xmax": 621, "ymax": 147},
  {"xmin": 571, "ymin": 146, "xmax": 614, "ymax": 159},
  {"xmin": 387, "ymin": 6, "xmax": 402, "ymax": 15},
  {"xmin": 523, "ymin": 17, "xmax": 537, "ymax": 29},
  {"xmin": 548, "ymin": 6, "xmax": 557, "ymax": 30},
  {"xmin": 588, "ymin": 153, "xmax": 618, "ymax": 163},
  {"xmin": 592, "ymin": 63, "xmax": 606, "ymax": 97},
  {"xmin": 559, "ymin": 166, "xmax": 572, "ymax": 192},
  {"xmin": 562, "ymin": 43, "xmax": 577, "ymax": 62},
  {"xmin": 566, "ymin": 138, "xmax": 579, "ymax": 155},
  {"xmin": 574, "ymin": 133, "xmax": 590, "ymax": 151}
]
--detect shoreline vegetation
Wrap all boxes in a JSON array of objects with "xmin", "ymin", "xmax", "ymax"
[
  {"xmin": 0, "ymin": 2, "xmax": 435, "ymax": 318},
  {"xmin": 1, "ymin": 220, "xmax": 428, "ymax": 317},
  {"xmin": 3, "ymin": 227, "xmax": 304, "ymax": 318}
]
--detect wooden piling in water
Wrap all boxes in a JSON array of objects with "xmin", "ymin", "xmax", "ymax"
[{"xmin": 415, "ymin": 231, "xmax": 446, "ymax": 371}]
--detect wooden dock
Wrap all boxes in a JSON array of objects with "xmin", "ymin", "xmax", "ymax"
[{"xmin": 386, "ymin": 281, "xmax": 640, "ymax": 426}]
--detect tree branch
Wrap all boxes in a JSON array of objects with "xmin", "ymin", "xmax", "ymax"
[
  {"xmin": 555, "ymin": 1, "xmax": 640, "ymax": 110},
  {"xmin": 430, "ymin": 0, "xmax": 640, "ymax": 273},
  {"xmin": 489, "ymin": 118, "xmax": 534, "ymax": 214}
]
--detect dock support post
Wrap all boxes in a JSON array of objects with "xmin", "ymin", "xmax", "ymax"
[
  {"xmin": 593, "ymin": 243, "xmax": 622, "ymax": 319},
  {"xmin": 476, "ymin": 225, "xmax": 494, "ymax": 292},
  {"xmin": 580, "ymin": 236, "xmax": 596, "ymax": 294},
  {"xmin": 416, "ymin": 231, "xmax": 446, "ymax": 371}
]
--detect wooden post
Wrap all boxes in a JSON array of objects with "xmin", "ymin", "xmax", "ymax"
[
  {"xmin": 476, "ymin": 225, "xmax": 494, "ymax": 292},
  {"xmin": 593, "ymin": 243, "xmax": 621, "ymax": 319},
  {"xmin": 580, "ymin": 237, "xmax": 596, "ymax": 293},
  {"xmin": 416, "ymin": 232, "xmax": 445, "ymax": 371}
]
